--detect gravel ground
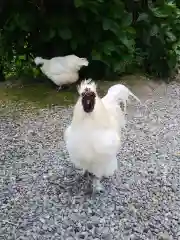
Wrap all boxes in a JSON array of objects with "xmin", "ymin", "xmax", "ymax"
[{"xmin": 0, "ymin": 82, "xmax": 180, "ymax": 240}]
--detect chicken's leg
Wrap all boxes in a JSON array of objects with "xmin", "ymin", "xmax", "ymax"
[
  {"xmin": 92, "ymin": 177, "xmax": 104, "ymax": 193},
  {"xmin": 76, "ymin": 169, "xmax": 93, "ymax": 183},
  {"xmin": 57, "ymin": 86, "xmax": 62, "ymax": 92},
  {"xmin": 83, "ymin": 170, "xmax": 93, "ymax": 178},
  {"xmin": 57, "ymin": 85, "xmax": 70, "ymax": 91}
]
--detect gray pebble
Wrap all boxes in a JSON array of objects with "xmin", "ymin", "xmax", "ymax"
[
  {"xmin": 1, "ymin": 83, "xmax": 180, "ymax": 240},
  {"xmin": 158, "ymin": 231, "xmax": 172, "ymax": 240}
]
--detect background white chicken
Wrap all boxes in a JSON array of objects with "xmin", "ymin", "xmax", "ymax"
[
  {"xmin": 64, "ymin": 79, "xmax": 140, "ymax": 193},
  {"xmin": 34, "ymin": 54, "xmax": 89, "ymax": 90}
]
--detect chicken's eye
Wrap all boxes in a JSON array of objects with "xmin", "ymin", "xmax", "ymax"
[{"xmin": 81, "ymin": 88, "xmax": 91, "ymax": 97}]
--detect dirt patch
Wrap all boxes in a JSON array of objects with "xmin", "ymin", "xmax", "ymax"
[
  {"xmin": 0, "ymin": 74, "xmax": 166, "ymax": 112},
  {"xmin": 98, "ymin": 74, "xmax": 165, "ymax": 102}
]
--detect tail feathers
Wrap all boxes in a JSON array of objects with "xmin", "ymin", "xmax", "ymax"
[
  {"xmin": 103, "ymin": 84, "xmax": 141, "ymax": 105},
  {"xmin": 128, "ymin": 90, "xmax": 141, "ymax": 103},
  {"xmin": 34, "ymin": 57, "xmax": 45, "ymax": 66}
]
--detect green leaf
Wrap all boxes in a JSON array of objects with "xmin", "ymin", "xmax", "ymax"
[
  {"xmin": 167, "ymin": 50, "xmax": 177, "ymax": 68},
  {"xmin": 5, "ymin": 22, "xmax": 16, "ymax": 32},
  {"xmin": 18, "ymin": 55, "xmax": 26, "ymax": 60},
  {"xmin": 137, "ymin": 13, "xmax": 149, "ymax": 22},
  {"xmin": 102, "ymin": 19, "xmax": 111, "ymax": 30},
  {"xmin": 91, "ymin": 50, "xmax": 101, "ymax": 60},
  {"xmin": 58, "ymin": 29, "xmax": 72, "ymax": 40},
  {"xmin": 15, "ymin": 59, "xmax": 21, "ymax": 67},
  {"xmin": 78, "ymin": 12, "xmax": 87, "ymax": 22},
  {"xmin": 89, "ymin": 8, "xmax": 99, "ymax": 15},
  {"xmin": 102, "ymin": 41, "xmax": 116, "ymax": 56},
  {"xmin": 33, "ymin": 68, "xmax": 40, "ymax": 77},
  {"xmin": 21, "ymin": 24, "xmax": 30, "ymax": 32},
  {"xmin": 114, "ymin": 62, "xmax": 126, "ymax": 73},
  {"xmin": 121, "ymin": 14, "xmax": 132, "ymax": 27},
  {"xmin": 74, "ymin": 0, "xmax": 83, "ymax": 8},
  {"xmin": 126, "ymin": 27, "xmax": 136, "ymax": 35},
  {"xmin": 14, "ymin": 14, "xmax": 30, "ymax": 32},
  {"xmin": 71, "ymin": 40, "xmax": 78, "ymax": 50},
  {"xmin": 48, "ymin": 29, "xmax": 56, "ymax": 40},
  {"xmin": 43, "ymin": 29, "xmax": 56, "ymax": 41},
  {"xmin": 151, "ymin": 8, "xmax": 169, "ymax": 18},
  {"xmin": 103, "ymin": 19, "xmax": 119, "ymax": 35},
  {"xmin": 91, "ymin": 30, "xmax": 101, "ymax": 41},
  {"xmin": 166, "ymin": 31, "xmax": 176, "ymax": 42},
  {"xmin": 150, "ymin": 25, "xmax": 159, "ymax": 36},
  {"xmin": 119, "ymin": 35, "xmax": 134, "ymax": 49}
]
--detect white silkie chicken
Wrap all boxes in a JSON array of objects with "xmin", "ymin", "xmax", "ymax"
[
  {"xmin": 34, "ymin": 54, "xmax": 89, "ymax": 90},
  {"xmin": 64, "ymin": 79, "xmax": 140, "ymax": 193}
]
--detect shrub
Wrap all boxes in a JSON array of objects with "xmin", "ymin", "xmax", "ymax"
[
  {"xmin": 0, "ymin": 0, "xmax": 180, "ymax": 79},
  {"xmin": 135, "ymin": 1, "xmax": 180, "ymax": 77}
]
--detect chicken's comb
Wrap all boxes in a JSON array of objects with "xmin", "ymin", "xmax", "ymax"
[{"xmin": 78, "ymin": 79, "xmax": 97, "ymax": 94}]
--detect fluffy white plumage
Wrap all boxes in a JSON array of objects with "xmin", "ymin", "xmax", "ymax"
[
  {"xmin": 64, "ymin": 79, "xmax": 140, "ymax": 192},
  {"xmin": 104, "ymin": 84, "xmax": 141, "ymax": 114},
  {"xmin": 34, "ymin": 55, "xmax": 89, "ymax": 89}
]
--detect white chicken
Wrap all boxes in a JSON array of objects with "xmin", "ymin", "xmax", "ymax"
[
  {"xmin": 64, "ymin": 79, "xmax": 140, "ymax": 193},
  {"xmin": 34, "ymin": 54, "xmax": 89, "ymax": 90}
]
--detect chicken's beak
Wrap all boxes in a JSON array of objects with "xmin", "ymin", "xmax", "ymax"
[{"xmin": 81, "ymin": 88, "xmax": 96, "ymax": 113}]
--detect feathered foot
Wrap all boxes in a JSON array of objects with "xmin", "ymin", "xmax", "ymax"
[
  {"xmin": 92, "ymin": 177, "xmax": 105, "ymax": 193},
  {"xmin": 76, "ymin": 169, "xmax": 93, "ymax": 183},
  {"xmin": 83, "ymin": 170, "xmax": 93, "ymax": 178},
  {"xmin": 57, "ymin": 85, "xmax": 70, "ymax": 92},
  {"xmin": 57, "ymin": 86, "xmax": 62, "ymax": 92}
]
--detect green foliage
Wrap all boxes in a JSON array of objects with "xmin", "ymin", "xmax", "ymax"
[
  {"xmin": 135, "ymin": 1, "xmax": 180, "ymax": 77},
  {"xmin": 0, "ymin": 0, "xmax": 180, "ymax": 80}
]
